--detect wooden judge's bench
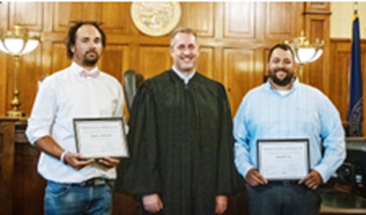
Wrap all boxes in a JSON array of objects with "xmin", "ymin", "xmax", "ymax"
[
  {"xmin": 1, "ymin": 117, "xmax": 366, "ymax": 215},
  {"xmin": 0, "ymin": 117, "xmax": 45, "ymax": 215}
]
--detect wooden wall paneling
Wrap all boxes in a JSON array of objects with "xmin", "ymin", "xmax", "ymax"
[
  {"xmin": 51, "ymin": 42, "xmax": 71, "ymax": 74},
  {"xmin": 98, "ymin": 44, "xmax": 129, "ymax": 82},
  {"xmin": 9, "ymin": 2, "xmax": 43, "ymax": 31},
  {"xmin": 40, "ymin": 40, "xmax": 53, "ymax": 80},
  {"xmin": 0, "ymin": 1, "xmax": 8, "ymax": 29},
  {"xmin": 264, "ymin": 2, "xmax": 295, "ymax": 40},
  {"xmin": 328, "ymin": 40, "xmax": 350, "ymax": 124},
  {"xmin": 139, "ymin": 46, "xmax": 171, "ymax": 79},
  {"xmin": 126, "ymin": 42, "xmax": 140, "ymax": 72},
  {"xmin": 179, "ymin": 2, "xmax": 215, "ymax": 37},
  {"xmin": 263, "ymin": 49, "xmax": 270, "ymax": 80},
  {"xmin": 212, "ymin": 2, "xmax": 223, "ymax": 83},
  {"xmin": 53, "ymin": 2, "xmax": 136, "ymax": 33},
  {"xmin": 43, "ymin": 2, "xmax": 52, "ymax": 32},
  {"xmin": 53, "ymin": 2, "xmax": 84, "ymax": 32},
  {"xmin": 255, "ymin": 2, "xmax": 265, "ymax": 41},
  {"xmin": 17, "ymin": 47, "xmax": 43, "ymax": 116},
  {"xmin": 305, "ymin": 1, "xmax": 330, "ymax": 13},
  {"xmin": 0, "ymin": 119, "xmax": 16, "ymax": 215},
  {"xmin": 224, "ymin": 2, "xmax": 255, "ymax": 39},
  {"xmin": 101, "ymin": 2, "xmax": 138, "ymax": 35},
  {"xmin": 223, "ymin": 48, "xmax": 255, "ymax": 115},
  {"xmin": 82, "ymin": 2, "xmax": 102, "ymax": 21},
  {"xmin": 6, "ymin": 55, "xmax": 15, "ymax": 115},
  {"xmin": 213, "ymin": 47, "xmax": 223, "ymax": 84},
  {"xmin": 303, "ymin": 13, "xmax": 330, "ymax": 94},
  {"xmin": 0, "ymin": 52, "xmax": 7, "ymax": 116},
  {"xmin": 214, "ymin": 2, "xmax": 224, "ymax": 39},
  {"xmin": 196, "ymin": 47, "xmax": 214, "ymax": 79}
]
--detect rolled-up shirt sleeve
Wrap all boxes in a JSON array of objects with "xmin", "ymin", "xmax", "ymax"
[{"xmin": 26, "ymin": 78, "xmax": 57, "ymax": 144}]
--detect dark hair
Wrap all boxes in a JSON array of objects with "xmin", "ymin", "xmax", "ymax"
[
  {"xmin": 170, "ymin": 27, "xmax": 198, "ymax": 46},
  {"xmin": 267, "ymin": 43, "xmax": 295, "ymax": 62},
  {"xmin": 64, "ymin": 21, "xmax": 106, "ymax": 59}
]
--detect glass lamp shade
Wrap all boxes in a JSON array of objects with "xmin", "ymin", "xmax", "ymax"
[
  {"xmin": 0, "ymin": 41, "xmax": 9, "ymax": 53},
  {"xmin": 0, "ymin": 38, "xmax": 39, "ymax": 55},
  {"xmin": 308, "ymin": 49, "xmax": 323, "ymax": 62},
  {"xmin": 295, "ymin": 48, "xmax": 323, "ymax": 64}
]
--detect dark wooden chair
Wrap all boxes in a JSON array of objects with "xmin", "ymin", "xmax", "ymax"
[{"xmin": 123, "ymin": 70, "xmax": 144, "ymax": 113}]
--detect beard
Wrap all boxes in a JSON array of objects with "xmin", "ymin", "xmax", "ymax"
[
  {"xmin": 269, "ymin": 68, "xmax": 294, "ymax": 86},
  {"xmin": 82, "ymin": 51, "xmax": 99, "ymax": 67}
]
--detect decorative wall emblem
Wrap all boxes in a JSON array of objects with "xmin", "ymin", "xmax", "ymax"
[{"xmin": 131, "ymin": 2, "xmax": 181, "ymax": 37}]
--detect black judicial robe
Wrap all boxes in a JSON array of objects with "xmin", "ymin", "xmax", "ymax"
[{"xmin": 122, "ymin": 70, "xmax": 239, "ymax": 215}]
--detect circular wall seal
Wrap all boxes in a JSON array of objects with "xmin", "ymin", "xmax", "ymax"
[{"xmin": 131, "ymin": 2, "xmax": 181, "ymax": 37}]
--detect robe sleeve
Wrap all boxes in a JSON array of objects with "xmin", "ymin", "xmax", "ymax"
[
  {"xmin": 216, "ymin": 84, "xmax": 245, "ymax": 194},
  {"xmin": 117, "ymin": 81, "xmax": 161, "ymax": 196}
]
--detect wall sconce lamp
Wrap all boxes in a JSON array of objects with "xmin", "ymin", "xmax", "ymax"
[
  {"xmin": 285, "ymin": 31, "xmax": 324, "ymax": 77},
  {"xmin": 0, "ymin": 23, "xmax": 40, "ymax": 117}
]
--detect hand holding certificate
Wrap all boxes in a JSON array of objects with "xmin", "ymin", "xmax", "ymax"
[
  {"xmin": 73, "ymin": 118, "xmax": 129, "ymax": 158},
  {"xmin": 257, "ymin": 139, "xmax": 309, "ymax": 180}
]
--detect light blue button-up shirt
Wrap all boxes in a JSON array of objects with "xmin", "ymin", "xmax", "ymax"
[{"xmin": 234, "ymin": 78, "xmax": 346, "ymax": 183}]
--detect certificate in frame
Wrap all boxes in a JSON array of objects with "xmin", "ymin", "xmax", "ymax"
[
  {"xmin": 73, "ymin": 117, "xmax": 129, "ymax": 158},
  {"xmin": 257, "ymin": 139, "xmax": 310, "ymax": 180}
]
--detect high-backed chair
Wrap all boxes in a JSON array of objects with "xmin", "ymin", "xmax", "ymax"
[{"xmin": 123, "ymin": 70, "xmax": 144, "ymax": 113}]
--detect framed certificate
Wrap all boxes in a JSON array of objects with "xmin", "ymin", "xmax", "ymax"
[
  {"xmin": 73, "ymin": 117, "xmax": 129, "ymax": 158},
  {"xmin": 257, "ymin": 139, "xmax": 309, "ymax": 180}
]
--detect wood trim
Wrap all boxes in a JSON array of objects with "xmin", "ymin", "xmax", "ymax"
[
  {"xmin": 303, "ymin": 11, "xmax": 332, "ymax": 16},
  {"xmin": 0, "ymin": 119, "xmax": 17, "ymax": 215}
]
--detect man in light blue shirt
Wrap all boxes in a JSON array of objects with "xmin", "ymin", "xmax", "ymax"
[{"xmin": 234, "ymin": 43, "xmax": 346, "ymax": 215}]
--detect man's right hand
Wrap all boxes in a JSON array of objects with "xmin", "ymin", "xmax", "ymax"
[
  {"xmin": 64, "ymin": 152, "xmax": 94, "ymax": 170},
  {"xmin": 246, "ymin": 168, "xmax": 268, "ymax": 186},
  {"xmin": 142, "ymin": 193, "xmax": 163, "ymax": 213}
]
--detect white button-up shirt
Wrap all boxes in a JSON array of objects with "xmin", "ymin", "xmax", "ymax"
[
  {"xmin": 172, "ymin": 65, "xmax": 196, "ymax": 84},
  {"xmin": 26, "ymin": 62, "xmax": 125, "ymax": 183}
]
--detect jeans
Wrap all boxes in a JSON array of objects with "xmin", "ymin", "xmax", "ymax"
[{"xmin": 45, "ymin": 180, "xmax": 113, "ymax": 215}]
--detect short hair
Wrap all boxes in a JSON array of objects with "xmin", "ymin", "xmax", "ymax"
[
  {"xmin": 267, "ymin": 43, "xmax": 295, "ymax": 62},
  {"xmin": 170, "ymin": 27, "xmax": 198, "ymax": 47},
  {"xmin": 64, "ymin": 21, "xmax": 106, "ymax": 59}
]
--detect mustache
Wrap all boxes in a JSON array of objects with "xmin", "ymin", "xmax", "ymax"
[
  {"xmin": 274, "ymin": 68, "xmax": 289, "ymax": 73},
  {"xmin": 86, "ymin": 50, "xmax": 97, "ymax": 54}
]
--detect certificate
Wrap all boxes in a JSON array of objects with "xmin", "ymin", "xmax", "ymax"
[
  {"xmin": 73, "ymin": 118, "xmax": 129, "ymax": 158},
  {"xmin": 257, "ymin": 139, "xmax": 309, "ymax": 180}
]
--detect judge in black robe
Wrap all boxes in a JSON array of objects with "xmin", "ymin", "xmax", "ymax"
[
  {"xmin": 122, "ymin": 69, "xmax": 239, "ymax": 215},
  {"xmin": 120, "ymin": 27, "xmax": 240, "ymax": 215}
]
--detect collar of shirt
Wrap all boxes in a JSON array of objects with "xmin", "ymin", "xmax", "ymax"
[
  {"xmin": 172, "ymin": 65, "xmax": 196, "ymax": 85},
  {"xmin": 70, "ymin": 61, "xmax": 100, "ymax": 79},
  {"xmin": 265, "ymin": 77, "xmax": 299, "ymax": 96}
]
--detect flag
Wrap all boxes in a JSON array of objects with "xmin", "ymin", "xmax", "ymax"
[{"xmin": 347, "ymin": 13, "xmax": 363, "ymax": 136}]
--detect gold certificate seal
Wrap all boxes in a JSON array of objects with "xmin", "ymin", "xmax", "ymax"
[{"xmin": 131, "ymin": 2, "xmax": 181, "ymax": 37}]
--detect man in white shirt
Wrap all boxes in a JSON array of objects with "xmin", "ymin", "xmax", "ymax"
[{"xmin": 26, "ymin": 21, "xmax": 124, "ymax": 215}]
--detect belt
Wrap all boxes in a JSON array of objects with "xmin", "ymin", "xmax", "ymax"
[
  {"xmin": 79, "ymin": 178, "xmax": 111, "ymax": 187},
  {"xmin": 267, "ymin": 180, "xmax": 299, "ymax": 186}
]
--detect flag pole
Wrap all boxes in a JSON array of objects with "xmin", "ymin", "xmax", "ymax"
[{"xmin": 354, "ymin": 2, "xmax": 358, "ymax": 15}]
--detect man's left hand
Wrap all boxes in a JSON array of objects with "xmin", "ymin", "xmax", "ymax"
[
  {"xmin": 215, "ymin": 195, "xmax": 228, "ymax": 214},
  {"xmin": 299, "ymin": 169, "xmax": 323, "ymax": 189},
  {"xmin": 98, "ymin": 157, "xmax": 120, "ymax": 168}
]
